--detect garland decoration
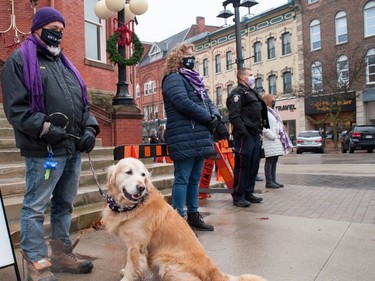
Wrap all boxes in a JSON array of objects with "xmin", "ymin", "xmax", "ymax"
[{"xmin": 106, "ymin": 22, "xmax": 144, "ymax": 66}]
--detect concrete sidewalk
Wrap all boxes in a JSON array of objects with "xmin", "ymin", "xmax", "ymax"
[
  {"xmin": 2, "ymin": 155, "xmax": 375, "ymax": 281},
  {"xmin": 3, "ymin": 189, "xmax": 375, "ymax": 281}
]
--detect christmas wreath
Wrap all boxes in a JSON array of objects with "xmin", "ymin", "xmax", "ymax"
[{"xmin": 106, "ymin": 31, "xmax": 144, "ymax": 66}]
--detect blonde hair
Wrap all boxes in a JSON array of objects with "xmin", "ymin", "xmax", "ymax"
[
  {"xmin": 263, "ymin": 93, "xmax": 274, "ymax": 107},
  {"xmin": 162, "ymin": 43, "xmax": 195, "ymax": 76}
]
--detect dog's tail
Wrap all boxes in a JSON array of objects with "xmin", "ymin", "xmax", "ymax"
[{"xmin": 226, "ymin": 273, "xmax": 268, "ymax": 281}]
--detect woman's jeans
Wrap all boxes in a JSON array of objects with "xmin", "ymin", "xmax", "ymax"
[
  {"xmin": 21, "ymin": 152, "xmax": 81, "ymax": 261},
  {"xmin": 264, "ymin": 155, "xmax": 279, "ymax": 184},
  {"xmin": 172, "ymin": 156, "xmax": 205, "ymax": 217}
]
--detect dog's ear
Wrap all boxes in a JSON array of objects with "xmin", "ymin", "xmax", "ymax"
[
  {"xmin": 144, "ymin": 169, "xmax": 154, "ymax": 190},
  {"xmin": 107, "ymin": 165, "xmax": 116, "ymax": 187}
]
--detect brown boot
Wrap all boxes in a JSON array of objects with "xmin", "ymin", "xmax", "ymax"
[
  {"xmin": 49, "ymin": 238, "xmax": 93, "ymax": 274},
  {"xmin": 21, "ymin": 250, "xmax": 57, "ymax": 281}
]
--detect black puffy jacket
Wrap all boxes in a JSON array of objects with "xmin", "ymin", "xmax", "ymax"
[{"xmin": 1, "ymin": 48, "xmax": 99, "ymax": 157}]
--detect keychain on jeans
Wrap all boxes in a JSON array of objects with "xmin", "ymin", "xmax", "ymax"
[{"xmin": 44, "ymin": 149, "xmax": 58, "ymax": 180}]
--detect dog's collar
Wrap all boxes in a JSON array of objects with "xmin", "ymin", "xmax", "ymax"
[{"xmin": 106, "ymin": 193, "xmax": 148, "ymax": 213}]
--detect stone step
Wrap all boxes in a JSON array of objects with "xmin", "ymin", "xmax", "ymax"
[
  {"xmin": 3, "ymin": 162, "xmax": 175, "ymax": 217},
  {"xmin": 0, "ymin": 137, "xmax": 103, "ymax": 150},
  {"xmin": 0, "ymin": 158, "xmax": 172, "ymax": 180},
  {"xmin": 0, "ymin": 127, "xmax": 15, "ymax": 138},
  {"xmin": 0, "ymin": 144, "xmax": 113, "ymax": 163},
  {"xmin": 0, "ymin": 161, "xmax": 174, "ymax": 196},
  {"xmin": 0, "ymin": 118, "xmax": 12, "ymax": 128},
  {"xmin": 0, "ymin": 138, "xmax": 17, "ymax": 148},
  {"xmin": 0, "ymin": 148, "xmax": 24, "ymax": 163}
]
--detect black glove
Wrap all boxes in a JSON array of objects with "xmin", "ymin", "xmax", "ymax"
[
  {"xmin": 43, "ymin": 124, "xmax": 68, "ymax": 145},
  {"xmin": 207, "ymin": 115, "xmax": 219, "ymax": 131},
  {"xmin": 214, "ymin": 121, "xmax": 230, "ymax": 140},
  {"xmin": 77, "ymin": 128, "xmax": 96, "ymax": 153}
]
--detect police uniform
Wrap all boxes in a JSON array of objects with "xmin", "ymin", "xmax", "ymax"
[{"xmin": 227, "ymin": 85, "xmax": 269, "ymax": 202}]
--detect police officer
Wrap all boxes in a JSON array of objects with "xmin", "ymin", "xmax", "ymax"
[{"xmin": 227, "ymin": 68, "xmax": 269, "ymax": 207}]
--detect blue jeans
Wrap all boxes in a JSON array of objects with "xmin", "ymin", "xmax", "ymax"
[
  {"xmin": 172, "ymin": 156, "xmax": 205, "ymax": 217},
  {"xmin": 232, "ymin": 134, "xmax": 260, "ymax": 200},
  {"xmin": 21, "ymin": 152, "xmax": 81, "ymax": 261},
  {"xmin": 264, "ymin": 156, "xmax": 279, "ymax": 184}
]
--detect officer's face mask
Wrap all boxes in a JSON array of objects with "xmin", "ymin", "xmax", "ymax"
[
  {"xmin": 182, "ymin": 56, "xmax": 195, "ymax": 70},
  {"xmin": 247, "ymin": 75, "xmax": 255, "ymax": 87}
]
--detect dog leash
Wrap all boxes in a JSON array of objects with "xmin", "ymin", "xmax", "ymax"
[
  {"xmin": 88, "ymin": 153, "xmax": 106, "ymax": 196},
  {"xmin": 46, "ymin": 112, "xmax": 106, "ymax": 196}
]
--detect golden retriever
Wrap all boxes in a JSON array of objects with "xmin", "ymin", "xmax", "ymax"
[{"xmin": 102, "ymin": 157, "xmax": 267, "ymax": 281}]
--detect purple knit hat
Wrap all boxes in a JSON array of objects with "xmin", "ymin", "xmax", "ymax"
[{"xmin": 31, "ymin": 7, "xmax": 65, "ymax": 32}]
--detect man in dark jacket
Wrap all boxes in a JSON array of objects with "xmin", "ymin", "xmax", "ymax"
[
  {"xmin": 227, "ymin": 68, "xmax": 269, "ymax": 207},
  {"xmin": 1, "ymin": 7, "xmax": 98, "ymax": 281}
]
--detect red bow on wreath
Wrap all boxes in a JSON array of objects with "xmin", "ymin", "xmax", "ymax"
[{"xmin": 113, "ymin": 18, "xmax": 135, "ymax": 46}]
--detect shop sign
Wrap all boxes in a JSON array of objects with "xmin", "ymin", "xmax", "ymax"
[
  {"xmin": 275, "ymin": 104, "xmax": 297, "ymax": 111},
  {"xmin": 305, "ymin": 92, "xmax": 356, "ymax": 115}
]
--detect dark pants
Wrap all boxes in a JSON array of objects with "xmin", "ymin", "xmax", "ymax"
[
  {"xmin": 264, "ymin": 156, "xmax": 279, "ymax": 184},
  {"xmin": 232, "ymin": 134, "xmax": 260, "ymax": 200}
]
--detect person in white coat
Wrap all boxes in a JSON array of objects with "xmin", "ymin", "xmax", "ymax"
[{"xmin": 262, "ymin": 94, "xmax": 293, "ymax": 188}]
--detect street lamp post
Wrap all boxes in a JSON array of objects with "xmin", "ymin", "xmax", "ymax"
[
  {"xmin": 217, "ymin": 0, "xmax": 258, "ymax": 70},
  {"xmin": 113, "ymin": 8, "xmax": 132, "ymax": 106},
  {"xmin": 94, "ymin": 0, "xmax": 148, "ymax": 105}
]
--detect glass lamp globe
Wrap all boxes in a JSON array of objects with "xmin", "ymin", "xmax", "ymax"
[
  {"xmin": 129, "ymin": 0, "xmax": 148, "ymax": 15},
  {"xmin": 105, "ymin": 0, "xmax": 125, "ymax": 12},
  {"xmin": 94, "ymin": 0, "xmax": 113, "ymax": 19}
]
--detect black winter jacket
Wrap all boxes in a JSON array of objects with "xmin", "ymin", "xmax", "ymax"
[
  {"xmin": 162, "ymin": 73, "xmax": 220, "ymax": 161},
  {"xmin": 226, "ymin": 84, "xmax": 269, "ymax": 138},
  {"xmin": 1, "ymin": 48, "xmax": 99, "ymax": 157}
]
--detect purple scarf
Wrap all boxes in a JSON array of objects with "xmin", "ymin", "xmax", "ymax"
[
  {"xmin": 20, "ymin": 34, "xmax": 88, "ymax": 113},
  {"xmin": 178, "ymin": 67, "xmax": 207, "ymax": 101},
  {"xmin": 268, "ymin": 107, "xmax": 293, "ymax": 154}
]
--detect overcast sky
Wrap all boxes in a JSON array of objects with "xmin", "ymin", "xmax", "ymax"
[{"xmin": 133, "ymin": 0, "xmax": 289, "ymax": 42}]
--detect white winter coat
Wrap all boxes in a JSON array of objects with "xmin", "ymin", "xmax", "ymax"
[{"xmin": 262, "ymin": 109, "xmax": 285, "ymax": 158}]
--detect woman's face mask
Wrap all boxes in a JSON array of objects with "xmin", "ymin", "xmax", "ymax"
[
  {"xmin": 271, "ymin": 100, "xmax": 276, "ymax": 109},
  {"xmin": 182, "ymin": 56, "xmax": 195, "ymax": 70}
]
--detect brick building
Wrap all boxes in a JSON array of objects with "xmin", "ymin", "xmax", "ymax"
[
  {"xmin": 136, "ymin": 17, "xmax": 221, "ymax": 138},
  {"xmin": 0, "ymin": 0, "xmax": 143, "ymax": 146},
  {"xmin": 297, "ymin": 0, "xmax": 375, "ymax": 136}
]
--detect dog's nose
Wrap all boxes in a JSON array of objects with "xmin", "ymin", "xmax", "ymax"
[{"xmin": 136, "ymin": 184, "xmax": 145, "ymax": 193}]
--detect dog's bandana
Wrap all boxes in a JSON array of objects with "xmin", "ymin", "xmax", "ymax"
[{"xmin": 106, "ymin": 194, "xmax": 148, "ymax": 213}]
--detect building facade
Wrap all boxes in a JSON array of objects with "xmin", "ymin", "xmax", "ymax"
[
  {"xmin": 0, "ymin": 0, "xmax": 144, "ymax": 146},
  {"xmin": 297, "ymin": 0, "xmax": 375, "ymax": 137},
  {"xmin": 191, "ymin": 1, "xmax": 304, "ymax": 138},
  {"xmin": 136, "ymin": 17, "xmax": 221, "ymax": 138}
]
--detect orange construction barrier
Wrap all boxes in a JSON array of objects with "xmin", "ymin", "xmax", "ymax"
[
  {"xmin": 199, "ymin": 141, "xmax": 234, "ymax": 197},
  {"xmin": 113, "ymin": 141, "xmax": 235, "ymax": 198}
]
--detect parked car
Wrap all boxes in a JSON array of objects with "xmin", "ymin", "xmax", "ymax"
[
  {"xmin": 296, "ymin": 130, "xmax": 325, "ymax": 154},
  {"xmin": 340, "ymin": 125, "xmax": 375, "ymax": 153}
]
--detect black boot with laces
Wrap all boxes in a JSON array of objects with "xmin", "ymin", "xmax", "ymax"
[{"xmin": 187, "ymin": 212, "xmax": 214, "ymax": 231}]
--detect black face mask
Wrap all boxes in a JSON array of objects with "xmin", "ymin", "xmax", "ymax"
[
  {"xmin": 271, "ymin": 100, "xmax": 276, "ymax": 109},
  {"xmin": 41, "ymin": 28, "xmax": 62, "ymax": 47},
  {"xmin": 182, "ymin": 56, "xmax": 195, "ymax": 70}
]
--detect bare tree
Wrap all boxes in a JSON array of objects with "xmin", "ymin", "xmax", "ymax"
[{"xmin": 298, "ymin": 44, "xmax": 372, "ymax": 150}]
